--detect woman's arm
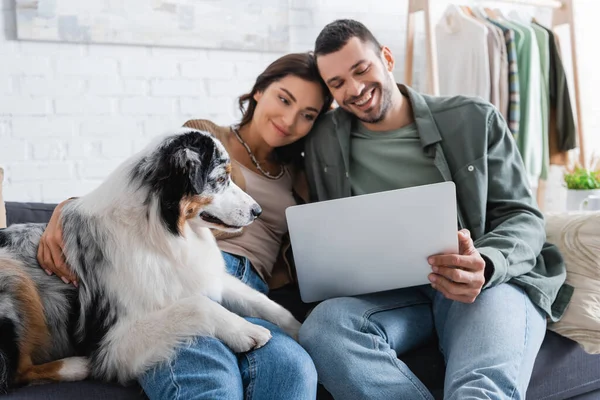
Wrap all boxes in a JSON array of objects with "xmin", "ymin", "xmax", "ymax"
[{"xmin": 37, "ymin": 198, "xmax": 78, "ymax": 286}]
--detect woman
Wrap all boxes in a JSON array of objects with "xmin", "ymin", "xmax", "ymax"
[{"xmin": 37, "ymin": 52, "xmax": 333, "ymax": 400}]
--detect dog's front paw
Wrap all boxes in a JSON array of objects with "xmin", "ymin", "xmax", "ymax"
[{"xmin": 222, "ymin": 319, "xmax": 272, "ymax": 353}]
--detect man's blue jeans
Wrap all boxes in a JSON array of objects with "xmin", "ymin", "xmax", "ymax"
[
  {"xmin": 299, "ymin": 283, "xmax": 547, "ymax": 400},
  {"xmin": 139, "ymin": 251, "xmax": 317, "ymax": 400}
]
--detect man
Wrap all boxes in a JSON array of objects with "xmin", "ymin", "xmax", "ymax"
[{"xmin": 298, "ymin": 19, "xmax": 573, "ymax": 400}]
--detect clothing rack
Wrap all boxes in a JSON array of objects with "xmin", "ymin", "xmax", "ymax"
[
  {"xmin": 404, "ymin": 0, "xmax": 439, "ymax": 96},
  {"xmin": 404, "ymin": 0, "xmax": 586, "ymax": 168}
]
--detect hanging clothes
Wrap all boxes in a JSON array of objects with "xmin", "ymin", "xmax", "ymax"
[
  {"xmin": 436, "ymin": 5, "xmax": 490, "ymax": 100},
  {"xmin": 492, "ymin": 23, "xmax": 509, "ymax": 124},
  {"xmin": 487, "ymin": 18, "xmax": 520, "ymax": 136},
  {"xmin": 533, "ymin": 22, "xmax": 577, "ymax": 163},
  {"xmin": 492, "ymin": 15, "xmax": 543, "ymax": 187},
  {"xmin": 531, "ymin": 23, "xmax": 550, "ymax": 181},
  {"xmin": 472, "ymin": 11, "xmax": 507, "ymax": 115}
]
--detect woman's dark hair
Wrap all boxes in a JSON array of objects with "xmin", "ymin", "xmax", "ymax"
[{"xmin": 237, "ymin": 52, "xmax": 333, "ymax": 169}]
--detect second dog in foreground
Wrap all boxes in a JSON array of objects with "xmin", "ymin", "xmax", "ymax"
[{"xmin": 0, "ymin": 128, "xmax": 302, "ymax": 393}]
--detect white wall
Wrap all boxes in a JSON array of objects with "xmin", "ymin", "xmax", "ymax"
[
  {"xmin": 570, "ymin": 0, "xmax": 600, "ymax": 166},
  {"xmin": 0, "ymin": 0, "xmax": 424, "ymax": 203},
  {"xmin": 0, "ymin": 0, "xmax": 597, "ymax": 203}
]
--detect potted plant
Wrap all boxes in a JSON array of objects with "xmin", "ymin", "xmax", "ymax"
[{"xmin": 563, "ymin": 157, "xmax": 600, "ymax": 211}]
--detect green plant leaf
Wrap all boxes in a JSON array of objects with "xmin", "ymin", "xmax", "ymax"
[{"xmin": 563, "ymin": 166, "xmax": 600, "ymax": 190}]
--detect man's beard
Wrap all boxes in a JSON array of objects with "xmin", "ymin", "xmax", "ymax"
[{"xmin": 355, "ymin": 74, "xmax": 395, "ymax": 124}]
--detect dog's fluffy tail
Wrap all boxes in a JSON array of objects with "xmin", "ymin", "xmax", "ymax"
[
  {"xmin": 0, "ymin": 249, "xmax": 51, "ymax": 392},
  {"xmin": 0, "ymin": 317, "xmax": 19, "ymax": 394},
  {"xmin": 0, "ymin": 249, "xmax": 24, "ymax": 394}
]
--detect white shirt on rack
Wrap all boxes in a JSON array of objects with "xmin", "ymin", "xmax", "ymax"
[{"xmin": 435, "ymin": 5, "xmax": 490, "ymax": 101}]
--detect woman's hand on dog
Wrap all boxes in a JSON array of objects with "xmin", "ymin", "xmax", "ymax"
[
  {"xmin": 426, "ymin": 229, "xmax": 486, "ymax": 304},
  {"xmin": 37, "ymin": 198, "xmax": 78, "ymax": 286}
]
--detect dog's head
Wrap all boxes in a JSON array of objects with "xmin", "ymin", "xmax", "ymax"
[{"xmin": 131, "ymin": 128, "xmax": 261, "ymax": 235}]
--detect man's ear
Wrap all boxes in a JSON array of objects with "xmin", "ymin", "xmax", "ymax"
[{"xmin": 381, "ymin": 46, "xmax": 395, "ymax": 72}]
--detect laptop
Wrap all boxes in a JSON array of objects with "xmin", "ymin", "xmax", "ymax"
[{"xmin": 285, "ymin": 181, "xmax": 459, "ymax": 303}]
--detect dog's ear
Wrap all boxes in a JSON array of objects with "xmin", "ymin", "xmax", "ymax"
[
  {"xmin": 172, "ymin": 147, "xmax": 208, "ymax": 194},
  {"xmin": 173, "ymin": 148, "xmax": 200, "ymax": 169}
]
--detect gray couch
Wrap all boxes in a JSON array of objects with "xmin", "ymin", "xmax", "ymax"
[{"xmin": 3, "ymin": 201, "xmax": 600, "ymax": 400}]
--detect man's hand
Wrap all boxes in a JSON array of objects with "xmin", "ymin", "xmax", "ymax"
[
  {"xmin": 427, "ymin": 229, "xmax": 485, "ymax": 303},
  {"xmin": 37, "ymin": 198, "xmax": 77, "ymax": 286}
]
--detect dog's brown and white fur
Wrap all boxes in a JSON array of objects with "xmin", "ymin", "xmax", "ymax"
[{"xmin": 0, "ymin": 128, "xmax": 301, "ymax": 393}]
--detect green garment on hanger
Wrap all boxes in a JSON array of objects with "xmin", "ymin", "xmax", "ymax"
[
  {"xmin": 531, "ymin": 23, "xmax": 550, "ymax": 181},
  {"xmin": 494, "ymin": 18, "xmax": 543, "ymax": 187}
]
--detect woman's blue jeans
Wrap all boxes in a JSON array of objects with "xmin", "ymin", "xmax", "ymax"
[{"xmin": 139, "ymin": 251, "xmax": 317, "ymax": 400}]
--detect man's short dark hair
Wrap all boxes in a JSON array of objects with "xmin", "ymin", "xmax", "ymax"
[{"xmin": 314, "ymin": 19, "xmax": 382, "ymax": 57}]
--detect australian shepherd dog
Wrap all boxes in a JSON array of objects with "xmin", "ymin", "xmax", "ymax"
[{"xmin": 0, "ymin": 128, "xmax": 301, "ymax": 393}]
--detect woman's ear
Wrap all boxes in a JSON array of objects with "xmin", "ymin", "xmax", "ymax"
[{"xmin": 253, "ymin": 91, "xmax": 263, "ymax": 102}]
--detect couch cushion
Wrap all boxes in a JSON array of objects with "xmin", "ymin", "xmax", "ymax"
[
  {"xmin": 528, "ymin": 330, "xmax": 600, "ymax": 399},
  {"xmin": 5, "ymin": 201, "xmax": 57, "ymax": 226},
  {"xmin": 5, "ymin": 381, "xmax": 146, "ymax": 400},
  {"xmin": 0, "ymin": 167, "xmax": 6, "ymax": 229},
  {"xmin": 545, "ymin": 211, "xmax": 600, "ymax": 354}
]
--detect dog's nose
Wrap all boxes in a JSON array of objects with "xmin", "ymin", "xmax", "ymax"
[{"xmin": 251, "ymin": 204, "xmax": 262, "ymax": 219}]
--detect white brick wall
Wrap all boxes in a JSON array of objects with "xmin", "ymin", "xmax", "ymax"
[
  {"xmin": 0, "ymin": 1, "xmax": 294, "ymax": 203},
  {"xmin": 0, "ymin": 0, "xmax": 597, "ymax": 205},
  {"xmin": 571, "ymin": 0, "xmax": 600, "ymax": 166},
  {"xmin": 0, "ymin": 0, "xmax": 424, "ymax": 203}
]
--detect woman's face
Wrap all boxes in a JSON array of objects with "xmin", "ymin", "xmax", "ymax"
[{"xmin": 252, "ymin": 75, "xmax": 326, "ymax": 148}]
